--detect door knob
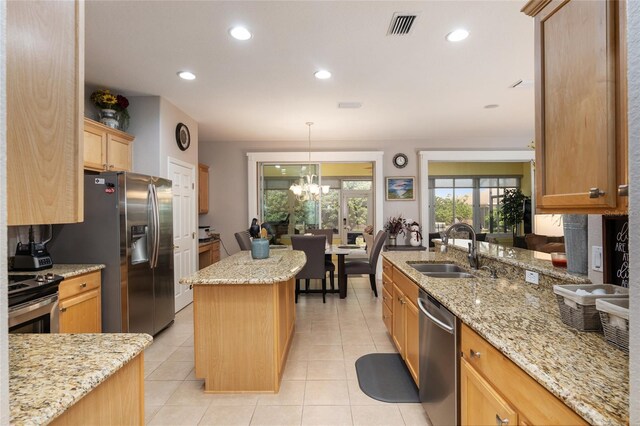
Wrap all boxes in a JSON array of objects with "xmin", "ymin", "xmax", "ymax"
[{"xmin": 589, "ymin": 188, "xmax": 605, "ymax": 198}]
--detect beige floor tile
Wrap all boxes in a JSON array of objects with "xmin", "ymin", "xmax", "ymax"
[
  {"xmin": 304, "ymin": 380, "xmax": 349, "ymax": 406},
  {"xmin": 398, "ymin": 403, "xmax": 432, "ymax": 426},
  {"xmin": 166, "ymin": 346, "xmax": 195, "ymax": 362},
  {"xmin": 345, "ymin": 361, "xmax": 358, "ymax": 380},
  {"xmin": 306, "ymin": 345, "xmax": 344, "ymax": 361},
  {"xmin": 258, "ymin": 380, "xmax": 306, "ymax": 406},
  {"xmin": 340, "ymin": 331, "xmax": 374, "ymax": 346},
  {"xmin": 301, "ymin": 406, "xmax": 353, "ymax": 426},
  {"xmin": 341, "ymin": 345, "xmax": 376, "ymax": 360},
  {"xmin": 145, "ymin": 404, "xmax": 162, "ymax": 425},
  {"xmin": 147, "ymin": 361, "xmax": 194, "ymax": 381},
  {"xmin": 304, "ymin": 331, "xmax": 342, "ymax": 345},
  {"xmin": 371, "ymin": 331, "xmax": 394, "ymax": 346},
  {"xmin": 148, "ymin": 405, "xmax": 207, "ymax": 425},
  {"xmin": 250, "ymin": 405, "xmax": 303, "ymax": 426},
  {"xmin": 207, "ymin": 393, "xmax": 260, "ymax": 407},
  {"xmin": 144, "ymin": 380, "xmax": 183, "ymax": 406},
  {"xmin": 198, "ymin": 405, "xmax": 255, "ymax": 426},
  {"xmin": 181, "ymin": 335, "xmax": 195, "ymax": 347},
  {"xmin": 165, "ymin": 380, "xmax": 215, "ymax": 406},
  {"xmin": 282, "ymin": 361, "xmax": 308, "ymax": 381},
  {"xmin": 185, "ymin": 367, "xmax": 199, "ymax": 380},
  {"xmin": 144, "ymin": 342, "xmax": 179, "ymax": 363},
  {"xmin": 375, "ymin": 342, "xmax": 399, "ymax": 353},
  {"xmin": 144, "ymin": 360, "xmax": 162, "ymax": 378},
  {"xmin": 346, "ymin": 380, "xmax": 390, "ymax": 406},
  {"xmin": 306, "ymin": 360, "xmax": 346, "ymax": 380},
  {"xmin": 351, "ymin": 405, "xmax": 405, "ymax": 426}
]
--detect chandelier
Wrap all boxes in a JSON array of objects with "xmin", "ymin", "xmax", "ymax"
[{"xmin": 289, "ymin": 122, "xmax": 330, "ymax": 201}]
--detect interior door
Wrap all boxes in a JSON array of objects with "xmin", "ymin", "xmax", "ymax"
[
  {"xmin": 168, "ymin": 158, "xmax": 196, "ymax": 312},
  {"xmin": 341, "ymin": 190, "xmax": 371, "ymax": 244}
]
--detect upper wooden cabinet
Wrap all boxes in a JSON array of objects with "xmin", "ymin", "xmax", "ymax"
[
  {"xmin": 84, "ymin": 118, "xmax": 134, "ymax": 172},
  {"xmin": 523, "ymin": 0, "xmax": 628, "ymax": 213},
  {"xmin": 7, "ymin": 1, "xmax": 84, "ymax": 225},
  {"xmin": 198, "ymin": 163, "xmax": 210, "ymax": 214}
]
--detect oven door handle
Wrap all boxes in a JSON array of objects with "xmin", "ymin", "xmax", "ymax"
[{"xmin": 8, "ymin": 294, "xmax": 59, "ymax": 328}]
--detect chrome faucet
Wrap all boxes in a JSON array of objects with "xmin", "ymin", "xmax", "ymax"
[{"xmin": 441, "ymin": 223, "xmax": 480, "ymax": 269}]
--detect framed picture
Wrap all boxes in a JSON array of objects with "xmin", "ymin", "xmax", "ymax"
[{"xmin": 386, "ymin": 177, "xmax": 415, "ymax": 201}]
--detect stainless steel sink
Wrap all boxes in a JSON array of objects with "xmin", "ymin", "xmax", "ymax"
[{"xmin": 409, "ymin": 263, "xmax": 474, "ymax": 279}]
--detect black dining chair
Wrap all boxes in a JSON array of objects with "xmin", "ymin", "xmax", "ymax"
[
  {"xmin": 344, "ymin": 230, "xmax": 386, "ymax": 297},
  {"xmin": 234, "ymin": 231, "xmax": 252, "ymax": 251},
  {"xmin": 291, "ymin": 235, "xmax": 328, "ymax": 303},
  {"xmin": 306, "ymin": 229, "xmax": 335, "ymax": 290}
]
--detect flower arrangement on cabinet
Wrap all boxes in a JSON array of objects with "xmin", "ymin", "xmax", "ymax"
[
  {"xmin": 90, "ymin": 88, "xmax": 130, "ymax": 131},
  {"xmin": 384, "ymin": 215, "xmax": 407, "ymax": 237}
]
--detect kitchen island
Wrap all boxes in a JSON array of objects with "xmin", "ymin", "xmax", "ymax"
[
  {"xmin": 10, "ymin": 333, "xmax": 151, "ymax": 425},
  {"xmin": 382, "ymin": 242, "xmax": 628, "ymax": 426},
  {"xmin": 180, "ymin": 249, "xmax": 306, "ymax": 393}
]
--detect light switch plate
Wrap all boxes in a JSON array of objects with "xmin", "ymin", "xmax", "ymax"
[
  {"xmin": 592, "ymin": 246, "xmax": 603, "ymax": 272},
  {"xmin": 525, "ymin": 270, "xmax": 539, "ymax": 285}
]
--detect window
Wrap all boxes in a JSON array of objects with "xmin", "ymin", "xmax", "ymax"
[{"xmin": 429, "ymin": 176, "xmax": 520, "ymax": 233}]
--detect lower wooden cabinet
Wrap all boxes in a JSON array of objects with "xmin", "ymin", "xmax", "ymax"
[
  {"xmin": 198, "ymin": 240, "xmax": 220, "ymax": 270},
  {"xmin": 461, "ymin": 324, "xmax": 586, "ymax": 425},
  {"xmin": 58, "ymin": 271, "xmax": 101, "ymax": 333}
]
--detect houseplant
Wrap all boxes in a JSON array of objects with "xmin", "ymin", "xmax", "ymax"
[
  {"xmin": 500, "ymin": 188, "xmax": 530, "ymax": 245},
  {"xmin": 384, "ymin": 215, "xmax": 406, "ymax": 246},
  {"xmin": 90, "ymin": 89, "xmax": 130, "ymax": 131}
]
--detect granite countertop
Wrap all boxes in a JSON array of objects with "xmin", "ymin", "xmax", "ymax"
[
  {"xmin": 9, "ymin": 333, "xmax": 152, "ymax": 425},
  {"xmin": 10, "ymin": 264, "xmax": 105, "ymax": 279},
  {"xmin": 382, "ymin": 250, "xmax": 628, "ymax": 426},
  {"xmin": 180, "ymin": 249, "xmax": 306, "ymax": 285}
]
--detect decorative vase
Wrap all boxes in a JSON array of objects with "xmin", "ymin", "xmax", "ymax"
[
  {"xmin": 562, "ymin": 214, "xmax": 588, "ymax": 275},
  {"xmin": 389, "ymin": 235, "xmax": 397, "ymax": 246},
  {"xmin": 99, "ymin": 109, "xmax": 119, "ymax": 129},
  {"xmin": 251, "ymin": 238, "xmax": 270, "ymax": 259}
]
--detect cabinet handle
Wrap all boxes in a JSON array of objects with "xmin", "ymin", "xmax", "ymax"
[
  {"xmin": 400, "ymin": 298, "xmax": 406, "ymax": 305},
  {"xmin": 470, "ymin": 349, "xmax": 481, "ymax": 359},
  {"xmin": 103, "ymin": 163, "xmax": 108, "ymax": 171},
  {"xmin": 618, "ymin": 184, "xmax": 629, "ymax": 197},
  {"xmin": 80, "ymin": 283, "xmax": 87, "ymax": 288},
  {"xmin": 60, "ymin": 307, "xmax": 67, "ymax": 313},
  {"xmin": 109, "ymin": 164, "xmax": 115, "ymax": 170},
  {"xmin": 495, "ymin": 414, "xmax": 509, "ymax": 426},
  {"xmin": 589, "ymin": 187, "xmax": 605, "ymax": 198}
]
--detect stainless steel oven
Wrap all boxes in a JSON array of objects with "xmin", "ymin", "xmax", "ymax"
[{"xmin": 8, "ymin": 274, "xmax": 63, "ymax": 333}]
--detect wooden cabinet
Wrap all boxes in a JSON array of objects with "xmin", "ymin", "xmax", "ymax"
[
  {"xmin": 523, "ymin": 0, "xmax": 628, "ymax": 213},
  {"xmin": 198, "ymin": 163, "xmax": 210, "ymax": 214},
  {"xmin": 385, "ymin": 261, "xmax": 420, "ymax": 386},
  {"xmin": 84, "ymin": 118, "xmax": 134, "ymax": 172},
  {"xmin": 277, "ymin": 278, "xmax": 296, "ymax": 374},
  {"xmin": 198, "ymin": 240, "xmax": 220, "ymax": 270},
  {"xmin": 7, "ymin": 1, "xmax": 84, "ymax": 225},
  {"xmin": 59, "ymin": 271, "xmax": 102, "ymax": 333},
  {"xmin": 461, "ymin": 324, "xmax": 586, "ymax": 425},
  {"xmin": 382, "ymin": 260, "xmax": 393, "ymax": 334}
]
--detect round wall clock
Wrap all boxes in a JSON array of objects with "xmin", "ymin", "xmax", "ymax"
[
  {"xmin": 175, "ymin": 123, "xmax": 191, "ymax": 151},
  {"xmin": 393, "ymin": 153, "xmax": 408, "ymax": 169}
]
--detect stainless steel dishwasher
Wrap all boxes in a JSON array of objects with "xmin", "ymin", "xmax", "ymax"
[{"xmin": 418, "ymin": 289, "xmax": 459, "ymax": 426}]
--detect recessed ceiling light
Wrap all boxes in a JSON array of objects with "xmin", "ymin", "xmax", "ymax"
[
  {"xmin": 177, "ymin": 71, "xmax": 196, "ymax": 80},
  {"xmin": 274, "ymin": 165, "xmax": 281, "ymax": 169},
  {"xmin": 314, "ymin": 70, "xmax": 332, "ymax": 80},
  {"xmin": 338, "ymin": 102, "xmax": 362, "ymax": 109},
  {"xmin": 229, "ymin": 26, "xmax": 252, "ymax": 41},
  {"xmin": 484, "ymin": 104, "xmax": 499, "ymax": 109},
  {"xmin": 446, "ymin": 28, "xmax": 469, "ymax": 42}
]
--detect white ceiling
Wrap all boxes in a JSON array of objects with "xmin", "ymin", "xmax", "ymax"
[{"xmin": 85, "ymin": 1, "xmax": 534, "ymax": 144}]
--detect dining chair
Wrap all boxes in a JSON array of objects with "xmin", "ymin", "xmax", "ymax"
[
  {"xmin": 306, "ymin": 229, "xmax": 335, "ymax": 290},
  {"xmin": 291, "ymin": 235, "xmax": 328, "ymax": 303},
  {"xmin": 363, "ymin": 232, "xmax": 374, "ymax": 254},
  {"xmin": 344, "ymin": 230, "xmax": 386, "ymax": 297},
  {"xmin": 234, "ymin": 231, "xmax": 252, "ymax": 251}
]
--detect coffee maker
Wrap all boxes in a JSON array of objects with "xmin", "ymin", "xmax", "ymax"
[{"xmin": 13, "ymin": 225, "xmax": 53, "ymax": 271}]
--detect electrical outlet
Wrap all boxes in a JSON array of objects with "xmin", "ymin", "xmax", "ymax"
[
  {"xmin": 525, "ymin": 270, "xmax": 539, "ymax": 285},
  {"xmin": 592, "ymin": 246, "xmax": 603, "ymax": 272}
]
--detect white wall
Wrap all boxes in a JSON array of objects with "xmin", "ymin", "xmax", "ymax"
[
  {"xmin": 0, "ymin": 1, "xmax": 8, "ymax": 423},
  {"xmin": 128, "ymin": 96, "xmax": 161, "ymax": 177},
  {"xmin": 199, "ymin": 137, "xmax": 529, "ymax": 256},
  {"xmin": 627, "ymin": 1, "xmax": 639, "ymax": 422},
  {"xmin": 158, "ymin": 98, "xmax": 198, "ymax": 179}
]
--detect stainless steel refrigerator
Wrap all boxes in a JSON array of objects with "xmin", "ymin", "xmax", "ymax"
[{"xmin": 49, "ymin": 172, "xmax": 174, "ymax": 335}]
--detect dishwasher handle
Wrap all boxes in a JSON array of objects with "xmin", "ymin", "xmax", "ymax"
[{"xmin": 418, "ymin": 297, "xmax": 454, "ymax": 334}]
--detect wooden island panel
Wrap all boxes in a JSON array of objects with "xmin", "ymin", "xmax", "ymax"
[{"xmin": 194, "ymin": 278, "xmax": 295, "ymax": 393}]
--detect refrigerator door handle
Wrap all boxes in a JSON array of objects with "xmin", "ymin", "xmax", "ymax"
[
  {"xmin": 152, "ymin": 183, "xmax": 161, "ymax": 269},
  {"xmin": 148, "ymin": 183, "xmax": 158, "ymax": 269}
]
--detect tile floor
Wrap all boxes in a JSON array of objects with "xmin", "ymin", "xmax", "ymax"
[{"xmin": 144, "ymin": 276, "xmax": 431, "ymax": 425}]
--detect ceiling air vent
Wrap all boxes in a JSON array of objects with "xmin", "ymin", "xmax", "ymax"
[
  {"xmin": 509, "ymin": 79, "xmax": 534, "ymax": 89},
  {"xmin": 387, "ymin": 13, "xmax": 418, "ymax": 36}
]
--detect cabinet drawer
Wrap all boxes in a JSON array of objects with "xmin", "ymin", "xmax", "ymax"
[
  {"xmin": 461, "ymin": 324, "xmax": 586, "ymax": 425},
  {"xmin": 382, "ymin": 258, "xmax": 392, "ymax": 277},
  {"xmin": 59, "ymin": 271, "xmax": 101, "ymax": 300},
  {"xmin": 382, "ymin": 302, "xmax": 392, "ymax": 334},
  {"xmin": 382, "ymin": 272, "xmax": 392, "ymax": 295},
  {"xmin": 382, "ymin": 287, "xmax": 392, "ymax": 311},
  {"xmin": 392, "ymin": 266, "xmax": 419, "ymax": 305}
]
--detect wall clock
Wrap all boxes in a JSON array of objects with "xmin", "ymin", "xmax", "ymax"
[
  {"xmin": 393, "ymin": 153, "xmax": 408, "ymax": 169},
  {"xmin": 175, "ymin": 123, "xmax": 191, "ymax": 151}
]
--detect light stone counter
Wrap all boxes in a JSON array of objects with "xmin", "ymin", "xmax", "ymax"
[
  {"xmin": 180, "ymin": 249, "xmax": 306, "ymax": 285},
  {"xmin": 9, "ymin": 333, "xmax": 152, "ymax": 425},
  {"xmin": 10, "ymin": 263, "xmax": 105, "ymax": 279},
  {"xmin": 382, "ymin": 250, "xmax": 628, "ymax": 426}
]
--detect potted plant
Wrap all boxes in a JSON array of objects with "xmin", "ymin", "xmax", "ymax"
[
  {"xmin": 90, "ymin": 89, "xmax": 130, "ymax": 131},
  {"xmin": 384, "ymin": 215, "xmax": 406, "ymax": 246},
  {"xmin": 499, "ymin": 188, "xmax": 530, "ymax": 245}
]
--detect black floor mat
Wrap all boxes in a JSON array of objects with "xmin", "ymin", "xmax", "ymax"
[{"xmin": 355, "ymin": 353, "xmax": 420, "ymax": 403}]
